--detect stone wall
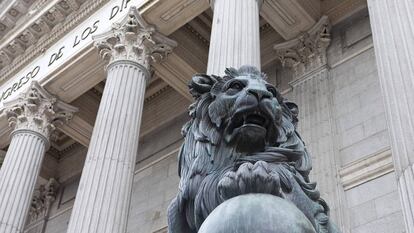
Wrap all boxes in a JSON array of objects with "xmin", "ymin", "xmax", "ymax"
[{"xmin": 281, "ymin": 9, "xmax": 405, "ymax": 233}]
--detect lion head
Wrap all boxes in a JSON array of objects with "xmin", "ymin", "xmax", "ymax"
[
  {"xmin": 167, "ymin": 66, "xmax": 335, "ymax": 233},
  {"xmin": 191, "ymin": 66, "xmax": 284, "ymax": 153}
]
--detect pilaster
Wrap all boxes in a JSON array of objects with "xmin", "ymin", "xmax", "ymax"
[
  {"xmin": 367, "ymin": 0, "xmax": 414, "ymax": 231},
  {"xmin": 66, "ymin": 7, "xmax": 176, "ymax": 233},
  {"xmin": 0, "ymin": 81, "xmax": 76, "ymax": 233},
  {"xmin": 274, "ymin": 16, "xmax": 344, "ymax": 226}
]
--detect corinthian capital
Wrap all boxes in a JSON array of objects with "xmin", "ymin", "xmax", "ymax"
[
  {"xmin": 93, "ymin": 7, "xmax": 177, "ymax": 70},
  {"xmin": 3, "ymin": 81, "xmax": 78, "ymax": 141},
  {"xmin": 274, "ymin": 16, "xmax": 331, "ymax": 78}
]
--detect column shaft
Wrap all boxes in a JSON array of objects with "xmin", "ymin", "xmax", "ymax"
[
  {"xmin": 367, "ymin": 0, "xmax": 414, "ymax": 231},
  {"xmin": 207, "ymin": 0, "xmax": 261, "ymax": 75},
  {"xmin": 67, "ymin": 62, "xmax": 147, "ymax": 233},
  {"xmin": 0, "ymin": 132, "xmax": 47, "ymax": 233},
  {"xmin": 66, "ymin": 7, "xmax": 175, "ymax": 233}
]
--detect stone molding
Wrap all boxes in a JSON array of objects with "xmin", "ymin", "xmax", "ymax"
[
  {"xmin": 261, "ymin": 0, "xmax": 318, "ymax": 40},
  {"xmin": 0, "ymin": 0, "xmax": 36, "ymax": 39},
  {"xmin": 274, "ymin": 16, "xmax": 331, "ymax": 78},
  {"xmin": 339, "ymin": 148, "xmax": 393, "ymax": 190},
  {"xmin": 93, "ymin": 7, "xmax": 177, "ymax": 71},
  {"xmin": 324, "ymin": 0, "xmax": 367, "ymax": 25},
  {"xmin": 3, "ymin": 81, "xmax": 77, "ymax": 142},
  {"xmin": 0, "ymin": 0, "xmax": 108, "ymax": 84},
  {"xmin": 0, "ymin": 0, "xmax": 85, "ymax": 71}
]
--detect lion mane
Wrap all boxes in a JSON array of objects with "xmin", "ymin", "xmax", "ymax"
[{"xmin": 167, "ymin": 66, "xmax": 340, "ymax": 233}]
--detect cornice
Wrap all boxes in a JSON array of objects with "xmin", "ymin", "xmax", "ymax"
[
  {"xmin": 48, "ymin": 141, "xmax": 81, "ymax": 160},
  {"xmin": 0, "ymin": 0, "xmax": 110, "ymax": 85},
  {"xmin": 0, "ymin": 0, "xmax": 85, "ymax": 68},
  {"xmin": 323, "ymin": 0, "xmax": 367, "ymax": 25},
  {"xmin": 0, "ymin": 0, "xmax": 36, "ymax": 39},
  {"xmin": 339, "ymin": 148, "xmax": 393, "ymax": 190},
  {"xmin": 185, "ymin": 24, "xmax": 209, "ymax": 46},
  {"xmin": 144, "ymin": 85, "xmax": 171, "ymax": 103}
]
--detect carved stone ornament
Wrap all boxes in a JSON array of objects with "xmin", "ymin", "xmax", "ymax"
[
  {"xmin": 0, "ymin": 150, "xmax": 4, "ymax": 168},
  {"xmin": 3, "ymin": 81, "xmax": 78, "ymax": 142},
  {"xmin": 93, "ymin": 7, "xmax": 177, "ymax": 70},
  {"xmin": 167, "ymin": 66, "xmax": 341, "ymax": 233},
  {"xmin": 274, "ymin": 16, "xmax": 331, "ymax": 78},
  {"xmin": 27, "ymin": 179, "xmax": 59, "ymax": 223}
]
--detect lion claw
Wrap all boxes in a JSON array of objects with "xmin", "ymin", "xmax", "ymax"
[{"xmin": 218, "ymin": 161, "xmax": 281, "ymax": 200}]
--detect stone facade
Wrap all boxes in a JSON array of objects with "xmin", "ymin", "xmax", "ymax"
[{"xmin": 0, "ymin": 0, "xmax": 411, "ymax": 233}]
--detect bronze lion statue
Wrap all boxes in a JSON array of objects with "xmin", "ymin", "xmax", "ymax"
[{"xmin": 168, "ymin": 66, "xmax": 340, "ymax": 233}]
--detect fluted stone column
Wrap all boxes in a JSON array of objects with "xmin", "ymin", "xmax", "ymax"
[
  {"xmin": 66, "ymin": 7, "xmax": 176, "ymax": 233},
  {"xmin": 0, "ymin": 82, "xmax": 76, "ymax": 233},
  {"xmin": 207, "ymin": 0, "xmax": 262, "ymax": 75},
  {"xmin": 367, "ymin": 0, "xmax": 414, "ymax": 231}
]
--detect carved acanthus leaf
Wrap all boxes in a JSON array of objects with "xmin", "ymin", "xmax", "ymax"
[
  {"xmin": 3, "ymin": 81, "xmax": 78, "ymax": 141},
  {"xmin": 274, "ymin": 16, "xmax": 331, "ymax": 77},
  {"xmin": 28, "ymin": 179, "xmax": 59, "ymax": 224},
  {"xmin": 93, "ymin": 7, "xmax": 177, "ymax": 70}
]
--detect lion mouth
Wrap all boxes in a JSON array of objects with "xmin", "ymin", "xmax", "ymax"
[
  {"xmin": 229, "ymin": 110, "xmax": 269, "ymax": 131},
  {"xmin": 225, "ymin": 110, "xmax": 270, "ymax": 152},
  {"xmin": 245, "ymin": 114, "xmax": 267, "ymax": 126},
  {"xmin": 224, "ymin": 108, "xmax": 276, "ymax": 153}
]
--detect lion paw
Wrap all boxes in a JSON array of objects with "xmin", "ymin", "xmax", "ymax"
[{"xmin": 218, "ymin": 161, "xmax": 281, "ymax": 200}]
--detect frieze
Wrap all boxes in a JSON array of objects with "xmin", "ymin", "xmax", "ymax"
[
  {"xmin": 0, "ymin": 0, "xmax": 149, "ymax": 107},
  {"xmin": 0, "ymin": 0, "xmax": 110, "ymax": 85},
  {"xmin": 0, "ymin": 0, "xmax": 87, "ymax": 70}
]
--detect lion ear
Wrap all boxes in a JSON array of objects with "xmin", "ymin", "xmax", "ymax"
[
  {"xmin": 284, "ymin": 101, "xmax": 299, "ymax": 118},
  {"xmin": 188, "ymin": 74, "xmax": 218, "ymax": 98}
]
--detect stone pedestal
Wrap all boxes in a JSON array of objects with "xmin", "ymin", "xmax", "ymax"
[
  {"xmin": 207, "ymin": 0, "xmax": 262, "ymax": 75},
  {"xmin": 367, "ymin": 0, "xmax": 414, "ymax": 231},
  {"xmin": 0, "ymin": 82, "xmax": 76, "ymax": 233},
  {"xmin": 66, "ymin": 7, "xmax": 176, "ymax": 233}
]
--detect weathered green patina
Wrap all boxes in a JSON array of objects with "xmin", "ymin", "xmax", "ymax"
[{"xmin": 167, "ymin": 66, "xmax": 341, "ymax": 233}]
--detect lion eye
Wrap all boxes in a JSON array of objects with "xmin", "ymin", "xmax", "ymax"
[
  {"xmin": 229, "ymin": 81, "xmax": 244, "ymax": 90},
  {"xmin": 266, "ymin": 85, "xmax": 278, "ymax": 97}
]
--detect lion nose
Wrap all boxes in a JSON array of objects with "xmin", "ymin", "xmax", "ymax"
[{"xmin": 247, "ymin": 88, "xmax": 272, "ymax": 101}]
